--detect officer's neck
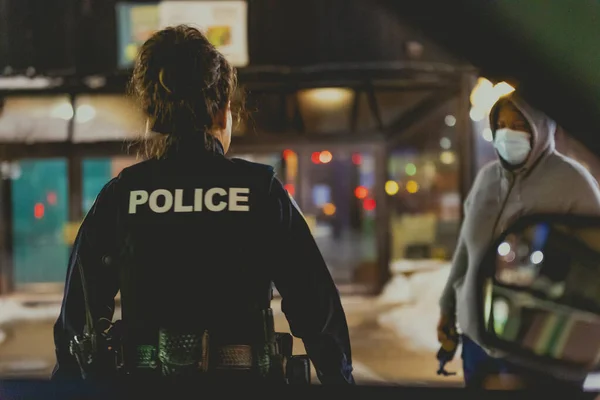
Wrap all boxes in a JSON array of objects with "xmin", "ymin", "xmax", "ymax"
[{"xmin": 164, "ymin": 135, "xmax": 225, "ymax": 159}]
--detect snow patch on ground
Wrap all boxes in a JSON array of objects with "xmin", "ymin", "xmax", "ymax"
[
  {"xmin": 0, "ymin": 297, "xmax": 62, "ymax": 346},
  {"xmin": 377, "ymin": 263, "xmax": 451, "ymax": 352},
  {"xmin": 378, "ymin": 274, "xmax": 413, "ymax": 305},
  {"xmin": 352, "ymin": 361, "xmax": 388, "ymax": 384},
  {"xmin": 0, "ymin": 359, "xmax": 51, "ymax": 374},
  {"xmin": 389, "ymin": 259, "xmax": 448, "ymax": 275},
  {"xmin": 378, "ymin": 261, "xmax": 450, "ymax": 306},
  {"xmin": 0, "ymin": 298, "xmax": 61, "ymax": 326},
  {"xmin": 376, "ymin": 262, "xmax": 600, "ymax": 389}
]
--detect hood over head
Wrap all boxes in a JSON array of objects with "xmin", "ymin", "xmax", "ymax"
[{"xmin": 489, "ymin": 94, "xmax": 556, "ymax": 173}]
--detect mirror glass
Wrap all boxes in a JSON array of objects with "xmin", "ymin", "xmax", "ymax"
[{"xmin": 485, "ymin": 219, "xmax": 600, "ymax": 368}]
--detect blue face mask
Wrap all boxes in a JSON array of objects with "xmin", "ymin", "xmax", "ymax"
[{"xmin": 493, "ymin": 128, "xmax": 532, "ymax": 165}]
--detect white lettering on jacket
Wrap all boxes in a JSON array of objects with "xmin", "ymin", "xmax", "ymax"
[{"xmin": 128, "ymin": 188, "xmax": 250, "ymax": 214}]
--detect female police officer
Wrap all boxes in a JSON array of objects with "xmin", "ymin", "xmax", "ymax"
[{"xmin": 52, "ymin": 25, "xmax": 354, "ymax": 385}]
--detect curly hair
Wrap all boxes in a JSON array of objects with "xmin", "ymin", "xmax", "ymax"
[{"xmin": 130, "ymin": 25, "xmax": 238, "ymax": 159}]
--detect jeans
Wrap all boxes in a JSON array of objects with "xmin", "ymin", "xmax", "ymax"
[
  {"xmin": 461, "ymin": 335, "xmax": 586, "ymax": 390},
  {"xmin": 461, "ymin": 335, "xmax": 514, "ymax": 387}
]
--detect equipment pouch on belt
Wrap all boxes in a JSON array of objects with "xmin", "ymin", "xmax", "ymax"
[
  {"xmin": 274, "ymin": 332, "xmax": 311, "ymax": 384},
  {"xmin": 69, "ymin": 256, "xmax": 125, "ymax": 379},
  {"xmin": 69, "ymin": 319, "xmax": 125, "ymax": 379},
  {"xmin": 158, "ymin": 328, "xmax": 209, "ymax": 376}
]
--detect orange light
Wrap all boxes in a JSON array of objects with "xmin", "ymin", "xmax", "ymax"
[
  {"xmin": 282, "ymin": 149, "xmax": 295, "ymax": 160},
  {"xmin": 354, "ymin": 186, "xmax": 368, "ymax": 199},
  {"xmin": 323, "ymin": 203, "xmax": 336, "ymax": 216},
  {"xmin": 284, "ymin": 184, "xmax": 295, "ymax": 196},
  {"xmin": 363, "ymin": 198, "xmax": 376, "ymax": 211},
  {"xmin": 47, "ymin": 192, "xmax": 57, "ymax": 205},
  {"xmin": 34, "ymin": 203, "xmax": 45, "ymax": 219},
  {"xmin": 311, "ymin": 152, "xmax": 321, "ymax": 164},
  {"xmin": 319, "ymin": 151, "xmax": 333, "ymax": 164},
  {"xmin": 406, "ymin": 180, "xmax": 419, "ymax": 194},
  {"xmin": 352, "ymin": 153, "xmax": 362, "ymax": 165}
]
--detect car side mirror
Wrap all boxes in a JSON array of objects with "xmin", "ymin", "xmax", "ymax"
[{"xmin": 475, "ymin": 213, "xmax": 600, "ymax": 381}]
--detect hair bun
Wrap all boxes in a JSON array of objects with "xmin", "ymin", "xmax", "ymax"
[{"xmin": 157, "ymin": 40, "xmax": 222, "ymax": 100}]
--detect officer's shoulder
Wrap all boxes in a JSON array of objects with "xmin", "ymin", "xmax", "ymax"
[
  {"xmin": 115, "ymin": 158, "xmax": 157, "ymax": 181},
  {"xmin": 229, "ymin": 157, "xmax": 276, "ymax": 177},
  {"xmin": 105, "ymin": 159, "xmax": 158, "ymax": 196}
]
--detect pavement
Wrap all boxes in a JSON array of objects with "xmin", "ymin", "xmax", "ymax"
[{"xmin": 0, "ymin": 294, "xmax": 463, "ymax": 386}]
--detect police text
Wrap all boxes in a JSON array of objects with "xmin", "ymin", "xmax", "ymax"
[{"xmin": 128, "ymin": 188, "xmax": 250, "ymax": 214}]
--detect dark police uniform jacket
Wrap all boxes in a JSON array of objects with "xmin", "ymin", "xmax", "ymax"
[{"xmin": 52, "ymin": 141, "xmax": 354, "ymax": 384}]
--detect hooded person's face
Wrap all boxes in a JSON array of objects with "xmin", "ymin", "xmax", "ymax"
[{"xmin": 493, "ymin": 102, "xmax": 534, "ymax": 166}]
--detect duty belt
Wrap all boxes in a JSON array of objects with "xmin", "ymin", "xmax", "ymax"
[
  {"xmin": 134, "ymin": 329, "xmax": 255, "ymax": 375},
  {"xmin": 214, "ymin": 345, "xmax": 254, "ymax": 369}
]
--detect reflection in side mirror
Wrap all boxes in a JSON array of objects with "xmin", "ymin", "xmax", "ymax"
[{"xmin": 477, "ymin": 214, "xmax": 600, "ymax": 380}]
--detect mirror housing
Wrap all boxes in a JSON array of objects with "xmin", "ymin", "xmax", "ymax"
[{"xmin": 476, "ymin": 213, "xmax": 600, "ymax": 381}]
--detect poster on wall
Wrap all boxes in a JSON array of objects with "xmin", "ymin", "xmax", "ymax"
[
  {"xmin": 117, "ymin": 1, "xmax": 248, "ymax": 69},
  {"xmin": 158, "ymin": 1, "xmax": 248, "ymax": 67},
  {"xmin": 116, "ymin": 3, "xmax": 160, "ymax": 69}
]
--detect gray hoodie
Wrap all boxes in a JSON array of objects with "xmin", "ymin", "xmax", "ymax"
[{"xmin": 439, "ymin": 96, "xmax": 600, "ymax": 351}]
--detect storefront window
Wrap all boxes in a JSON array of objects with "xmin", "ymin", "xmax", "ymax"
[
  {"xmin": 83, "ymin": 157, "xmax": 138, "ymax": 214},
  {"xmin": 11, "ymin": 159, "xmax": 69, "ymax": 287},
  {"xmin": 300, "ymin": 149, "xmax": 377, "ymax": 289},
  {"xmin": 388, "ymin": 100, "xmax": 461, "ymax": 262}
]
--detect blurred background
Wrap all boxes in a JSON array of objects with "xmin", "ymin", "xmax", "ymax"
[{"xmin": 0, "ymin": 0, "xmax": 599, "ymax": 386}]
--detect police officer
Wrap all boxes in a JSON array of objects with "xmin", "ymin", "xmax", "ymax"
[{"xmin": 52, "ymin": 24, "xmax": 354, "ymax": 385}]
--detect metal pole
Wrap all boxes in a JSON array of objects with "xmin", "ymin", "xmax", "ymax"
[
  {"xmin": 374, "ymin": 142, "xmax": 391, "ymax": 293},
  {"xmin": 0, "ymin": 172, "xmax": 14, "ymax": 295},
  {"xmin": 296, "ymin": 148, "xmax": 312, "ymax": 212},
  {"xmin": 67, "ymin": 93, "xmax": 83, "ymax": 223}
]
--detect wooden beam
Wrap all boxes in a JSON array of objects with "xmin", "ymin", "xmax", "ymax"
[
  {"xmin": 366, "ymin": 82, "xmax": 384, "ymax": 132},
  {"xmin": 0, "ymin": 132, "xmax": 386, "ymax": 161}
]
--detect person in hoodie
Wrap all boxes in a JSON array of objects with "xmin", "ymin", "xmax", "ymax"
[{"xmin": 437, "ymin": 94, "xmax": 600, "ymax": 388}]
